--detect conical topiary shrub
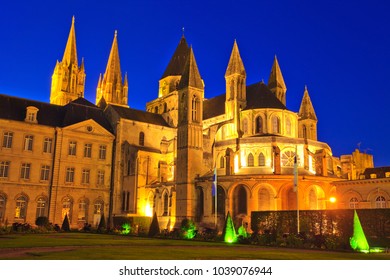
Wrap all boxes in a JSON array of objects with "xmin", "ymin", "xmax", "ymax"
[
  {"xmin": 222, "ymin": 211, "xmax": 237, "ymax": 243},
  {"xmin": 148, "ymin": 212, "xmax": 160, "ymax": 237},
  {"xmin": 61, "ymin": 214, "xmax": 70, "ymax": 232}
]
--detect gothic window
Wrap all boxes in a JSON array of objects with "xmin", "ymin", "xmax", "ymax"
[
  {"xmin": 286, "ymin": 117, "xmax": 292, "ymax": 136},
  {"xmin": 375, "ymin": 196, "xmax": 386, "ymax": 208},
  {"xmin": 258, "ymin": 153, "xmax": 265, "ymax": 166},
  {"xmin": 139, "ymin": 132, "xmax": 145, "ymax": 146},
  {"xmin": 192, "ymin": 96, "xmax": 199, "ymax": 122},
  {"xmin": 220, "ymin": 156, "xmax": 225, "ymax": 168},
  {"xmin": 281, "ymin": 150, "xmax": 300, "ymax": 167},
  {"xmin": 0, "ymin": 194, "xmax": 6, "ymax": 221},
  {"xmin": 43, "ymin": 137, "xmax": 53, "ymax": 153},
  {"xmin": 24, "ymin": 135, "xmax": 33, "ymax": 151},
  {"xmin": 163, "ymin": 102, "xmax": 168, "ymax": 113},
  {"xmin": 94, "ymin": 200, "xmax": 104, "ymax": 215},
  {"xmin": 40, "ymin": 165, "xmax": 50, "ymax": 181},
  {"xmin": 349, "ymin": 197, "xmax": 359, "ymax": 209},
  {"xmin": 2, "ymin": 132, "xmax": 13, "ymax": 148},
  {"xmin": 247, "ymin": 153, "xmax": 254, "ymax": 167},
  {"xmin": 84, "ymin": 143, "xmax": 92, "ymax": 158},
  {"xmin": 234, "ymin": 185, "xmax": 247, "ymax": 215},
  {"xmin": 0, "ymin": 161, "xmax": 10, "ymax": 178},
  {"xmin": 15, "ymin": 195, "xmax": 27, "ymax": 220},
  {"xmin": 36, "ymin": 197, "xmax": 47, "ymax": 218},
  {"xmin": 303, "ymin": 125, "xmax": 307, "ymax": 139},
  {"xmin": 255, "ymin": 116, "xmax": 263, "ymax": 134},
  {"xmin": 271, "ymin": 116, "xmax": 280, "ymax": 134},
  {"xmin": 163, "ymin": 192, "xmax": 169, "ymax": 216},
  {"xmin": 20, "ymin": 163, "xmax": 31, "ymax": 179},
  {"xmin": 242, "ymin": 118, "xmax": 248, "ymax": 134}
]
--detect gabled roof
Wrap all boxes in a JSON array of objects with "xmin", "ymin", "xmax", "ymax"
[
  {"xmin": 0, "ymin": 94, "xmax": 114, "ymax": 133},
  {"xmin": 109, "ymin": 104, "xmax": 170, "ymax": 127},
  {"xmin": 203, "ymin": 82, "xmax": 286, "ymax": 120},
  {"xmin": 161, "ymin": 36, "xmax": 190, "ymax": 79}
]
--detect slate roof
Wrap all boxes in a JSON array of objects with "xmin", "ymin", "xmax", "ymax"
[
  {"xmin": 363, "ymin": 167, "xmax": 390, "ymax": 179},
  {"xmin": 0, "ymin": 94, "xmax": 114, "ymax": 133},
  {"xmin": 161, "ymin": 36, "xmax": 190, "ymax": 79},
  {"xmin": 109, "ymin": 104, "xmax": 170, "ymax": 127},
  {"xmin": 203, "ymin": 82, "xmax": 287, "ymax": 120}
]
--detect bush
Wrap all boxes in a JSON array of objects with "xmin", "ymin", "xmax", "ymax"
[
  {"xmin": 148, "ymin": 212, "xmax": 160, "ymax": 237},
  {"xmin": 61, "ymin": 214, "xmax": 70, "ymax": 232},
  {"xmin": 35, "ymin": 216, "xmax": 49, "ymax": 227},
  {"xmin": 180, "ymin": 219, "xmax": 197, "ymax": 239}
]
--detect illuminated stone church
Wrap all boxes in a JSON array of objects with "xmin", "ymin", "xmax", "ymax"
[{"xmin": 0, "ymin": 18, "xmax": 388, "ymax": 230}]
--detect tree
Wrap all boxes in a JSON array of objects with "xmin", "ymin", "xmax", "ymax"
[{"xmin": 61, "ymin": 214, "xmax": 70, "ymax": 232}]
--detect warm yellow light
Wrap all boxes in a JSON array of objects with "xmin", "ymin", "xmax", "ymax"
[
  {"xmin": 240, "ymin": 151, "xmax": 246, "ymax": 167},
  {"xmin": 145, "ymin": 202, "xmax": 153, "ymax": 217},
  {"xmin": 329, "ymin": 197, "xmax": 336, "ymax": 203},
  {"xmin": 234, "ymin": 154, "xmax": 239, "ymax": 173}
]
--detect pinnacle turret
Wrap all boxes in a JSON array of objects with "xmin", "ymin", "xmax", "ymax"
[
  {"xmin": 177, "ymin": 47, "xmax": 204, "ymax": 90},
  {"xmin": 298, "ymin": 86, "xmax": 317, "ymax": 121},
  {"xmin": 268, "ymin": 56, "xmax": 287, "ymax": 105},
  {"xmin": 225, "ymin": 40, "xmax": 246, "ymax": 77}
]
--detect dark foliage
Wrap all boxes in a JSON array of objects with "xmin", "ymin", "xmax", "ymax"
[
  {"xmin": 61, "ymin": 214, "xmax": 70, "ymax": 232},
  {"xmin": 148, "ymin": 212, "xmax": 160, "ymax": 237}
]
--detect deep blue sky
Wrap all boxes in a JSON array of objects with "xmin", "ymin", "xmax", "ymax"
[{"xmin": 1, "ymin": 0, "xmax": 389, "ymax": 167}]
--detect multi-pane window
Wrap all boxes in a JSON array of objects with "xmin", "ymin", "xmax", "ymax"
[
  {"xmin": 0, "ymin": 161, "xmax": 10, "ymax": 178},
  {"xmin": 281, "ymin": 150, "xmax": 300, "ymax": 167},
  {"xmin": 27, "ymin": 112, "xmax": 36, "ymax": 122},
  {"xmin": 24, "ymin": 135, "xmax": 34, "ymax": 151},
  {"xmin": 15, "ymin": 195, "xmax": 27, "ymax": 219},
  {"xmin": 84, "ymin": 143, "xmax": 92, "ymax": 158},
  {"xmin": 247, "ymin": 153, "xmax": 254, "ymax": 167},
  {"xmin": 43, "ymin": 137, "xmax": 53, "ymax": 153},
  {"xmin": 20, "ymin": 163, "xmax": 31, "ymax": 179},
  {"xmin": 255, "ymin": 116, "xmax": 263, "ymax": 134},
  {"xmin": 2, "ymin": 132, "xmax": 13, "ymax": 148},
  {"xmin": 258, "ymin": 153, "xmax": 266, "ymax": 166},
  {"xmin": 36, "ymin": 197, "xmax": 47, "ymax": 218},
  {"xmin": 68, "ymin": 141, "xmax": 77, "ymax": 156},
  {"xmin": 286, "ymin": 118, "xmax": 292, "ymax": 136},
  {"xmin": 99, "ymin": 145, "xmax": 107, "ymax": 160},
  {"xmin": 0, "ymin": 194, "xmax": 6, "ymax": 221},
  {"xmin": 40, "ymin": 165, "xmax": 50, "ymax": 181},
  {"xmin": 66, "ymin": 167, "xmax": 75, "ymax": 183},
  {"xmin": 78, "ymin": 200, "xmax": 87, "ymax": 221},
  {"xmin": 97, "ymin": 170, "xmax": 105, "ymax": 185},
  {"xmin": 94, "ymin": 200, "xmax": 104, "ymax": 215},
  {"xmin": 376, "ymin": 196, "xmax": 386, "ymax": 208},
  {"xmin": 272, "ymin": 116, "xmax": 280, "ymax": 134},
  {"xmin": 82, "ymin": 169, "xmax": 90, "ymax": 184},
  {"xmin": 349, "ymin": 197, "xmax": 359, "ymax": 209}
]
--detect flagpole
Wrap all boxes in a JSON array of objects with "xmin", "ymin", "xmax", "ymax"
[
  {"xmin": 214, "ymin": 167, "xmax": 217, "ymax": 228},
  {"xmin": 294, "ymin": 145, "xmax": 299, "ymax": 234}
]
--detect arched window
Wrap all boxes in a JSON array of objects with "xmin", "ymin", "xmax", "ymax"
[
  {"xmin": 15, "ymin": 195, "xmax": 28, "ymax": 220},
  {"xmin": 93, "ymin": 199, "xmax": 104, "ymax": 226},
  {"xmin": 163, "ymin": 192, "xmax": 169, "ymax": 216},
  {"xmin": 309, "ymin": 189, "xmax": 317, "ymax": 210},
  {"xmin": 302, "ymin": 125, "xmax": 307, "ymax": 139},
  {"xmin": 36, "ymin": 197, "xmax": 47, "ymax": 218},
  {"xmin": 62, "ymin": 197, "xmax": 72, "ymax": 223},
  {"xmin": 349, "ymin": 197, "xmax": 359, "ymax": 209},
  {"xmin": 286, "ymin": 117, "xmax": 292, "ymax": 136},
  {"xmin": 139, "ymin": 132, "xmax": 145, "ymax": 146},
  {"xmin": 78, "ymin": 199, "xmax": 88, "ymax": 222},
  {"xmin": 154, "ymin": 106, "xmax": 158, "ymax": 113},
  {"xmin": 0, "ymin": 194, "xmax": 6, "ymax": 221},
  {"xmin": 272, "ymin": 116, "xmax": 280, "ymax": 134},
  {"xmin": 258, "ymin": 153, "xmax": 265, "ymax": 166},
  {"xmin": 376, "ymin": 196, "xmax": 386, "ymax": 208},
  {"xmin": 255, "ymin": 116, "xmax": 263, "ymax": 134},
  {"xmin": 220, "ymin": 156, "xmax": 225, "ymax": 168},
  {"xmin": 242, "ymin": 118, "xmax": 248, "ymax": 134},
  {"xmin": 212, "ymin": 186, "xmax": 226, "ymax": 216},
  {"xmin": 191, "ymin": 96, "xmax": 199, "ymax": 122},
  {"xmin": 247, "ymin": 153, "xmax": 254, "ymax": 167},
  {"xmin": 234, "ymin": 185, "xmax": 247, "ymax": 215},
  {"xmin": 163, "ymin": 103, "xmax": 168, "ymax": 113}
]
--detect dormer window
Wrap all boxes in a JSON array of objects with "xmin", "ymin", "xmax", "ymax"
[{"xmin": 25, "ymin": 106, "xmax": 39, "ymax": 123}]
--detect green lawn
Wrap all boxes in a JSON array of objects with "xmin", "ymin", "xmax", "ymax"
[{"xmin": 0, "ymin": 233, "xmax": 389, "ymax": 260}]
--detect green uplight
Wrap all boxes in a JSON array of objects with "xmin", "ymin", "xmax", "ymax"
[
  {"xmin": 238, "ymin": 225, "xmax": 248, "ymax": 238},
  {"xmin": 121, "ymin": 223, "xmax": 131, "ymax": 235},
  {"xmin": 223, "ymin": 212, "xmax": 237, "ymax": 244},
  {"xmin": 349, "ymin": 210, "xmax": 370, "ymax": 252}
]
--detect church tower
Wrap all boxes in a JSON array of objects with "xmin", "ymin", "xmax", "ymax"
[
  {"xmin": 176, "ymin": 47, "xmax": 204, "ymax": 223},
  {"xmin": 225, "ymin": 40, "xmax": 246, "ymax": 137},
  {"xmin": 268, "ymin": 56, "xmax": 287, "ymax": 106},
  {"xmin": 96, "ymin": 31, "xmax": 128, "ymax": 107},
  {"xmin": 298, "ymin": 86, "xmax": 317, "ymax": 140},
  {"xmin": 50, "ymin": 17, "xmax": 86, "ymax": 106}
]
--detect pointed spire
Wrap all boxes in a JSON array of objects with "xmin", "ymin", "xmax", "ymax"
[
  {"xmin": 177, "ymin": 47, "xmax": 204, "ymax": 90},
  {"xmin": 298, "ymin": 86, "xmax": 317, "ymax": 120},
  {"xmin": 62, "ymin": 16, "xmax": 78, "ymax": 66},
  {"xmin": 225, "ymin": 40, "xmax": 246, "ymax": 77},
  {"xmin": 268, "ymin": 55, "xmax": 286, "ymax": 91},
  {"xmin": 161, "ymin": 36, "xmax": 190, "ymax": 79},
  {"xmin": 124, "ymin": 72, "xmax": 128, "ymax": 88},
  {"xmin": 103, "ymin": 30, "xmax": 122, "ymax": 85}
]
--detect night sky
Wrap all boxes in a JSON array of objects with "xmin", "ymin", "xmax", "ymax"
[{"xmin": 1, "ymin": 0, "xmax": 389, "ymax": 167}]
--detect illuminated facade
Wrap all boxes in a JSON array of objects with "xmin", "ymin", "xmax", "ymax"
[{"xmin": 0, "ymin": 18, "xmax": 388, "ymax": 230}]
